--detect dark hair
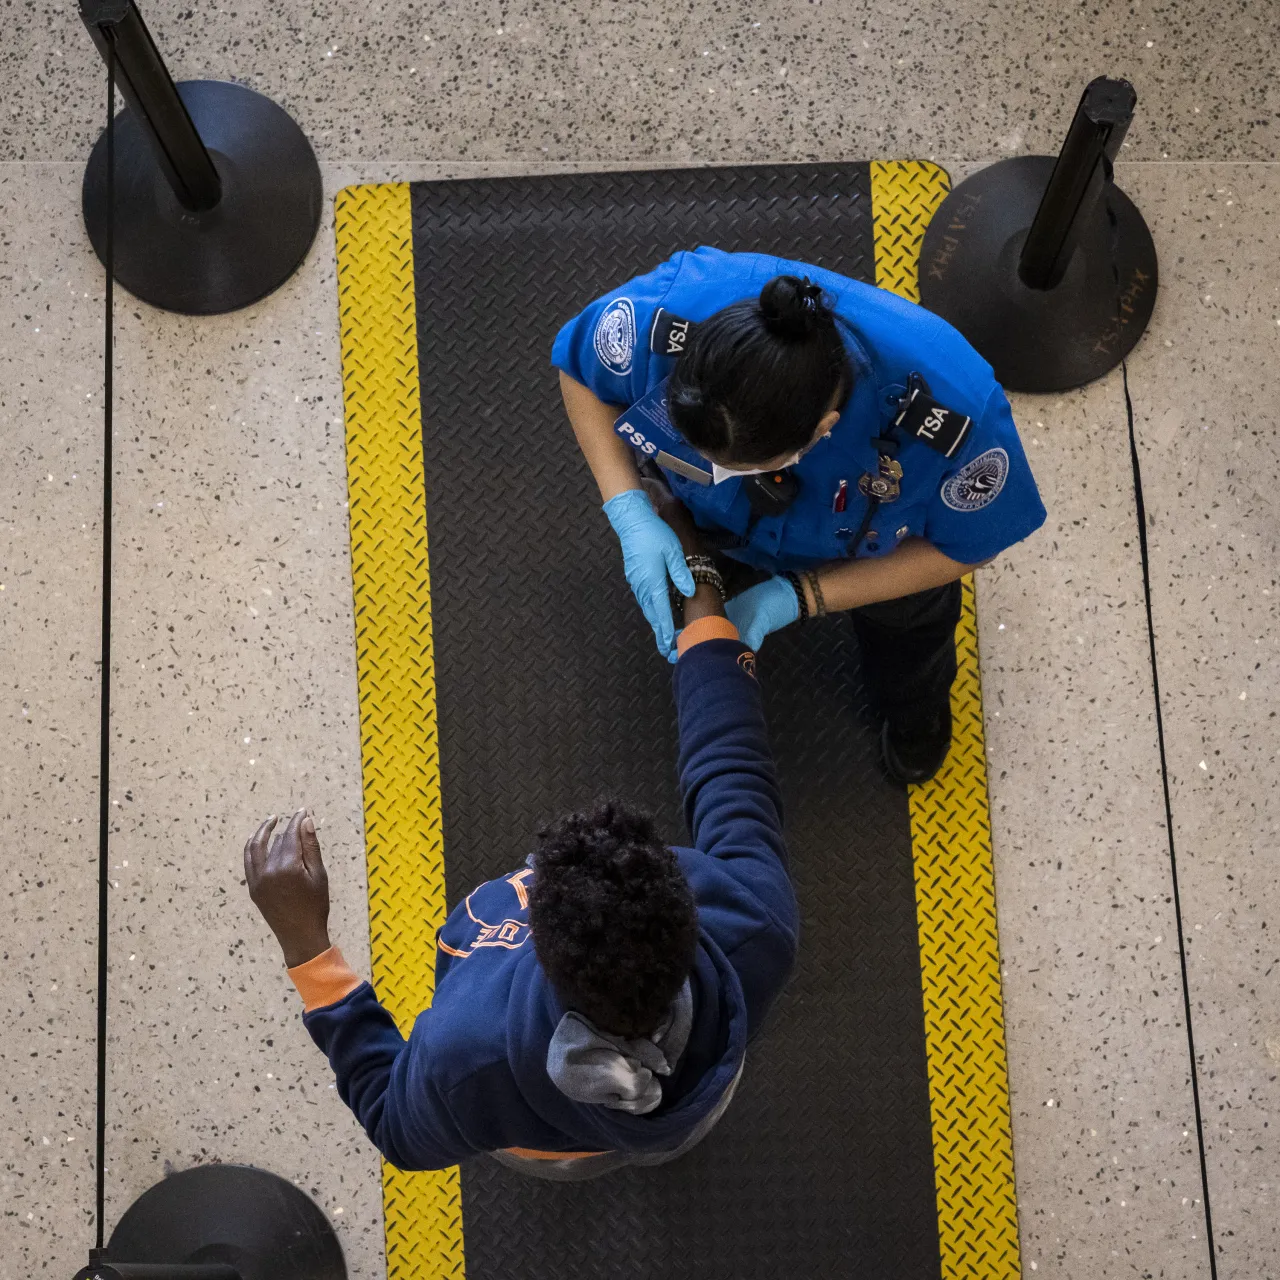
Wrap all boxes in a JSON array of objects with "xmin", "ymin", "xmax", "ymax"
[
  {"xmin": 667, "ymin": 275, "xmax": 854, "ymax": 465},
  {"xmin": 528, "ymin": 799, "xmax": 697, "ymax": 1039}
]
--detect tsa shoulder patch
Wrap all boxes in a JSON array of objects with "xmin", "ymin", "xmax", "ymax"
[
  {"xmin": 650, "ymin": 307, "xmax": 694, "ymax": 358},
  {"xmin": 593, "ymin": 297, "xmax": 637, "ymax": 375},
  {"xmin": 941, "ymin": 447, "xmax": 1010, "ymax": 512},
  {"xmin": 898, "ymin": 386, "xmax": 973, "ymax": 459}
]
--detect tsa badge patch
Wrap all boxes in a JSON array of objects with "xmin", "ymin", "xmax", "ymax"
[
  {"xmin": 593, "ymin": 297, "xmax": 637, "ymax": 375},
  {"xmin": 941, "ymin": 447, "xmax": 1009, "ymax": 512}
]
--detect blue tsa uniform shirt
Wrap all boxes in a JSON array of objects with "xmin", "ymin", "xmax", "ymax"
[{"xmin": 553, "ymin": 247, "xmax": 1046, "ymax": 572}]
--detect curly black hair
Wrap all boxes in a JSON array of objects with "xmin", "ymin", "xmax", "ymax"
[{"xmin": 528, "ymin": 799, "xmax": 698, "ymax": 1039}]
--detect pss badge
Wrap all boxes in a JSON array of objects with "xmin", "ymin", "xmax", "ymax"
[
  {"xmin": 593, "ymin": 297, "xmax": 637, "ymax": 375},
  {"xmin": 941, "ymin": 447, "xmax": 1009, "ymax": 512}
]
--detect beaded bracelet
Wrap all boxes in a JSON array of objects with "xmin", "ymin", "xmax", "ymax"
[
  {"xmin": 689, "ymin": 566, "xmax": 727, "ymax": 601},
  {"xmin": 684, "ymin": 554, "xmax": 720, "ymax": 575},
  {"xmin": 684, "ymin": 555, "xmax": 727, "ymax": 602},
  {"xmin": 671, "ymin": 557, "xmax": 727, "ymax": 622},
  {"xmin": 685, "ymin": 554, "xmax": 726, "ymax": 602}
]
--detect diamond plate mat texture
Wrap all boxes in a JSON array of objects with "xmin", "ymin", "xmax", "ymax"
[{"xmin": 336, "ymin": 160, "xmax": 1020, "ymax": 1280}]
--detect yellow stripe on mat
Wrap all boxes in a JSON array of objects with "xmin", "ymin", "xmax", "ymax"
[
  {"xmin": 335, "ymin": 182, "xmax": 466, "ymax": 1280},
  {"xmin": 872, "ymin": 160, "xmax": 1023, "ymax": 1280}
]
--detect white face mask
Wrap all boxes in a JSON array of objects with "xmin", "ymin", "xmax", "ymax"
[{"xmin": 711, "ymin": 453, "xmax": 802, "ymax": 485}]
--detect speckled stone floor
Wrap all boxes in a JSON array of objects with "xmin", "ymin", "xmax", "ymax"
[{"xmin": 3, "ymin": 4, "xmax": 1278, "ymax": 1279}]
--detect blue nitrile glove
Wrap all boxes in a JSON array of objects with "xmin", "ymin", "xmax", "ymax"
[
  {"xmin": 725, "ymin": 575, "xmax": 801, "ymax": 651},
  {"xmin": 603, "ymin": 489, "xmax": 696, "ymax": 658}
]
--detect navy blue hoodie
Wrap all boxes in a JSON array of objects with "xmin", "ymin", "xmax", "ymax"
[{"xmin": 296, "ymin": 628, "xmax": 798, "ymax": 1170}]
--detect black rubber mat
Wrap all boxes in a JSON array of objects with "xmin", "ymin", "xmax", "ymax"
[{"xmin": 411, "ymin": 164, "xmax": 940, "ymax": 1279}]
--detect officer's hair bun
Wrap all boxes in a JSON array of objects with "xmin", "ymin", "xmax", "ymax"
[{"xmin": 759, "ymin": 275, "xmax": 830, "ymax": 341}]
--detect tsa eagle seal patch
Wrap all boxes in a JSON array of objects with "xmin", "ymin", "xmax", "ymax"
[
  {"xmin": 941, "ymin": 447, "xmax": 1009, "ymax": 512},
  {"xmin": 593, "ymin": 297, "xmax": 637, "ymax": 375}
]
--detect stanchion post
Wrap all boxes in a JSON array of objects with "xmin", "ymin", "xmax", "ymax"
[
  {"xmin": 78, "ymin": 0, "xmax": 322, "ymax": 314},
  {"xmin": 79, "ymin": 0, "xmax": 221, "ymax": 212},
  {"xmin": 917, "ymin": 76, "xmax": 1157, "ymax": 392},
  {"xmin": 73, "ymin": 1165, "xmax": 346, "ymax": 1280},
  {"xmin": 1018, "ymin": 78, "xmax": 1136, "ymax": 290}
]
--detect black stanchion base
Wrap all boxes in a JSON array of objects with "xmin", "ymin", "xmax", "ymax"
[
  {"xmin": 73, "ymin": 1164, "xmax": 347, "ymax": 1280},
  {"xmin": 918, "ymin": 155, "xmax": 1158, "ymax": 393},
  {"xmin": 83, "ymin": 80, "xmax": 323, "ymax": 315}
]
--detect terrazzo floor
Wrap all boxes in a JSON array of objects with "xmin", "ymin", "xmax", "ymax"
[{"xmin": 3, "ymin": 3, "xmax": 1279, "ymax": 1278}]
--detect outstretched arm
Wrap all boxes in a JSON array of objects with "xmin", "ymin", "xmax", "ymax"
[
  {"xmin": 655, "ymin": 487, "xmax": 791, "ymax": 911},
  {"xmin": 244, "ymin": 812, "xmax": 475, "ymax": 1171},
  {"xmin": 666, "ymin": 539, "xmax": 798, "ymax": 1034}
]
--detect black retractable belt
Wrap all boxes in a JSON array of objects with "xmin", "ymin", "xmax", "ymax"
[
  {"xmin": 77, "ymin": 14, "xmax": 348, "ymax": 1280},
  {"xmin": 1102, "ymin": 165, "xmax": 1219, "ymax": 1278}
]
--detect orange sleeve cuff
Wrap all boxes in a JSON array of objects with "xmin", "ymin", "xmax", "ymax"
[
  {"xmin": 676, "ymin": 615, "xmax": 741, "ymax": 656},
  {"xmin": 287, "ymin": 946, "xmax": 363, "ymax": 1013}
]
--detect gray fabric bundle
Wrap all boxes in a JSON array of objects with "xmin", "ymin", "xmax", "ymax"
[{"xmin": 545, "ymin": 980, "xmax": 694, "ymax": 1114}]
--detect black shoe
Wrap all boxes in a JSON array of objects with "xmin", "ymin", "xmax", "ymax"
[{"xmin": 880, "ymin": 702, "xmax": 952, "ymax": 786}]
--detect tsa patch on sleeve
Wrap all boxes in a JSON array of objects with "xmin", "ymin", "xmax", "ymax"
[
  {"xmin": 593, "ymin": 297, "xmax": 637, "ymax": 375},
  {"xmin": 941, "ymin": 447, "xmax": 1009, "ymax": 512}
]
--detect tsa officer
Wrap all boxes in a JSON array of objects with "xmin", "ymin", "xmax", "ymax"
[{"xmin": 554, "ymin": 248, "xmax": 1046, "ymax": 784}]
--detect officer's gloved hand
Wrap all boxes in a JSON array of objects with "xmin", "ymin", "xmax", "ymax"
[
  {"xmin": 603, "ymin": 488, "xmax": 696, "ymax": 658},
  {"xmin": 725, "ymin": 576, "xmax": 800, "ymax": 651}
]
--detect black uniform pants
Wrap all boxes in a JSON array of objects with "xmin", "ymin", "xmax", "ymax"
[{"xmin": 849, "ymin": 580, "xmax": 962, "ymax": 724}]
